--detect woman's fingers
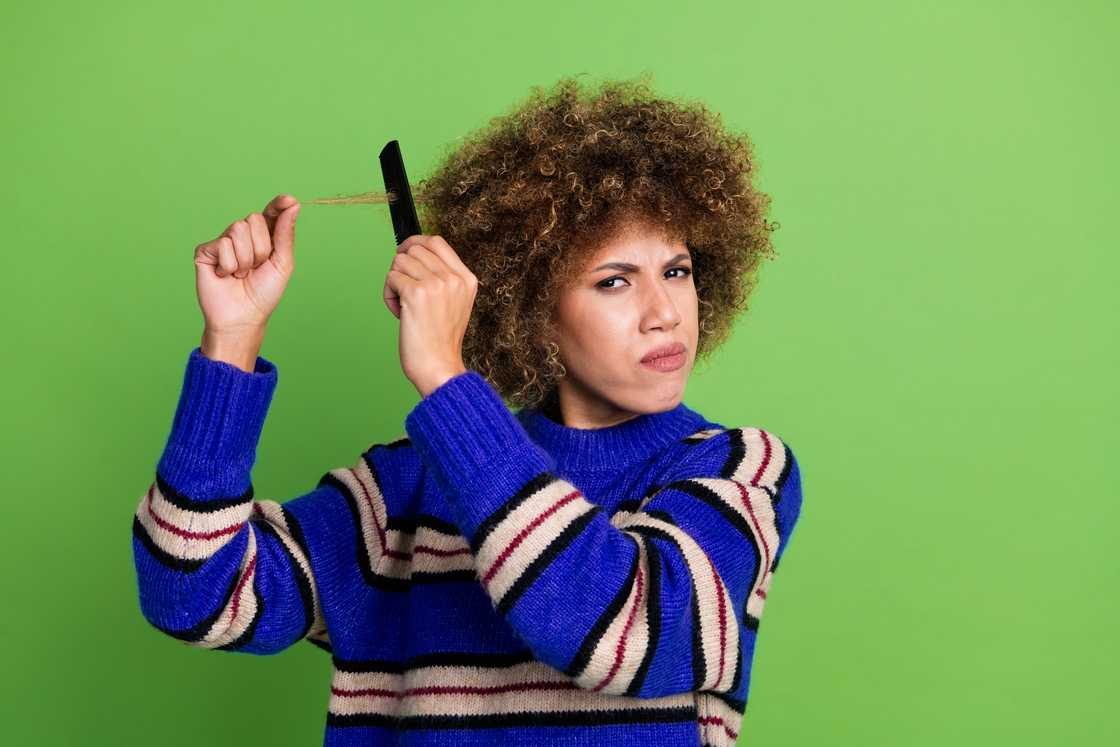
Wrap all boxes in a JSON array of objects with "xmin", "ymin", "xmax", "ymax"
[
  {"xmin": 392, "ymin": 250, "xmax": 439, "ymax": 283},
  {"xmin": 245, "ymin": 212, "xmax": 272, "ymax": 267},
  {"xmin": 262, "ymin": 194, "xmax": 298, "ymax": 234},
  {"xmin": 225, "ymin": 220, "xmax": 254, "ymax": 278},
  {"xmin": 384, "ymin": 269, "xmax": 415, "ymax": 317},
  {"xmin": 270, "ymin": 201, "xmax": 300, "ymax": 273},
  {"xmin": 421, "ymin": 235, "xmax": 476, "ymax": 282},
  {"xmin": 216, "ymin": 236, "xmax": 237, "ymax": 278}
]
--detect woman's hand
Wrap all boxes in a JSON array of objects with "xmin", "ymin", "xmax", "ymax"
[
  {"xmin": 383, "ymin": 234, "xmax": 476, "ymax": 397},
  {"xmin": 193, "ymin": 194, "xmax": 301, "ymax": 370}
]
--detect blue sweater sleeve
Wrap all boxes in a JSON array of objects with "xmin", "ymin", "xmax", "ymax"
[
  {"xmin": 405, "ymin": 370, "xmax": 804, "ymax": 699},
  {"xmin": 131, "ymin": 348, "xmax": 332, "ymax": 654}
]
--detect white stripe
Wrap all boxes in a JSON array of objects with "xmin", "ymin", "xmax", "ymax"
[
  {"xmin": 569, "ymin": 532, "xmax": 652, "ymax": 695},
  {"xmin": 615, "ymin": 513, "xmax": 739, "ymax": 692},
  {"xmin": 134, "ymin": 484, "xmax": 251, "ymax": 561},
  {"xmin": 325, "ymin": 458, "xmax": 389, "ymax": 572},
  {"xmin": 329, "ymin": 659, "xmax": 695, "ymax": 718},
  {"xmin": 252, "ymin": 500, "xmax": 326, "ymax": 638},
  {"xmin": 194, "ymin": 527, "xmax": 259, "ymax": 648}
]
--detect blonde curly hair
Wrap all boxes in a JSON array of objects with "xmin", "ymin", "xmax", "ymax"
[{"xmin": 312, "ymin": 74, "xmax": 779, "ymax": 410}]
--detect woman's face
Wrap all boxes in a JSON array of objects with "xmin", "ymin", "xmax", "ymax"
[{"xmin": 547, "ymin": 221, "xmax": 699, "ymax": 428}]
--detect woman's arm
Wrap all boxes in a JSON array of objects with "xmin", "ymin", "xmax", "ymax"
[
  {"xmin": 404, "ymin": 370, "xmax": 804, "ymax": 699},
  {"xmin": 132, "ymin": 347, "xmax": 333, "ymax": 654}
]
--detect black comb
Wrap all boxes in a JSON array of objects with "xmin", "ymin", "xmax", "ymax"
[{"xmin": 379, "ymin": 139, "xmax": 423, "ymax": 245}]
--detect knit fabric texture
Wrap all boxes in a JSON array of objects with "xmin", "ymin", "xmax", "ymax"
[{"xmin": 132, "ymin": 347, "xmax": 804, "ymax": 746}]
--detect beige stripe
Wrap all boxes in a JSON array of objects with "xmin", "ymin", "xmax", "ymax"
[
  {"xmin": 134, "ymin": 485, "xmax": 251, "ymax": 561},
  {"xmin": 725, "ymin": 427, "xmax": 789, "ymax": 491},
  {"xmin": 715, "ymin": 427, "xmax": 789, "ymax": 620},
  {"xmin": 377, "ymin": 525, "xmax": 474, "ymax": 579},
  {"xmin": 568, "ymin": 532, "xmax": 652, "ymax": 695},
  {"xmin": 695, "ymin": 692, "xmax": 744, "ymax": 747},
  {"xmin": 194, "ymin": 527, "xmax": 259, "ymax": 648},
  {"xmin": 614, "ymin": 513, "xmax": 739, "ymax": 692},
  {"xmin": 308, "ymin": 626, "xmax": 332, "ymax": 647},
  {"xmin": 686, "ymin": 427, "xmax": 725, "ymax": 442},
  {"xmin": 329, "ymin": 659, "xmax": 694, "ymax": 718},
  {"xmin": 325, "ymin": 457, "xmax": 389, "ymax": 573},
  {"xmin": 475, "ymin": 479, "xmax": 592, "ymax": 603},
  {"xmin": 252, "ymin": 500, "xmax": 326, "ymax": 639}
]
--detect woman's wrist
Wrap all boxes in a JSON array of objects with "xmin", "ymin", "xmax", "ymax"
[{"xmin": 200, "ymin": 325, "xmax": 267, "ymax": 372}]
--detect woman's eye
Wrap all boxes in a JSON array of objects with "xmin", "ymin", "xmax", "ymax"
[{"xmin": 597, "ymin": 267, "xmax": 692, "ymax": 290}]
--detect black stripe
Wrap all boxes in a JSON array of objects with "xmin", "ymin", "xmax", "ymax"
[
  {"xmin": 495, "ymin": 506, "xmax": 599, "ymax": 617},
  {"xmin": 150, "ymin": 565, "xmax": 242, "ymax": 642},
  {"xmin": 333, "ymin": 649, "xmax": 536, "ymax": 674},
  {"xmin": 667, "ymin": 478, "xmax": 757, "ymax": 540},
  {"xmin": 729, "ymin": 636, "xmax": 745, "ymax": 695},
  {"xmin": 771, "ymin": 442, "xmax": 797, "ymax": 553},
  {"xmin": 319, "ymin": 472, "xmax": 381, "ymax": 587},
  {"xmin": 666, "ymin": 479, "xmax": 765, "ymax": 600},
  {"xmin": 690, "ymin": 559, "xmax": 705, "ymax": 691},
  {"xmin": 318, "ymin": 474, "xmax": 479, "ymax": 590},
  {"xmin": 306, "ymin": 636, "xmax": 333, "ymax": 654},
  {"xmin": 279, "ymin": 506, "xmax": 321, "ymax": 638},
  {"xmin": 610, "ymin": 483, "xmax": 662, "ymax": 518},
  {"xmin": 254, "ymin": 518, "xmax": 315, "ymax": 641},
  {"xmin": 705, "ymin": 689, "xmax": 747, "ymax": 712},
  {"xmin": 625, "ymin": 536, "xmax": 662, "ymax": 697},
  {"xmin": 132, "ymin": 514, "xmax": 205, "ymax": 573},
  {"xmin": 386, "ymin": 512, "xmax": 461, "ymax": 536},
  {"xmin": 776, "ymin": 442, "xmax": 794, "ymax": 498},
  {"xmin": 564, "ymin": 534, "xmax": 641, "ymax": 679},
  {"xmin": 216, "ymin": 575, "xmax": 264, "ymax": 651},
  {"xmin": 624, "ymin": 518, "xmax": 707, "ymax": 692},
  {"xmin": 719, "ymin": 428, "xmax": 745, "ymax": 480},
  {"xmin": 326, "ymin": 706, "xmax": 698, "ymax": 730},
  {"xmin": 154, "ymin": 473, "xmax": 253, "ymax": 512},
  {"xmin": 471, "ymin": 471, "xmax": 556, "ymax": 554}
]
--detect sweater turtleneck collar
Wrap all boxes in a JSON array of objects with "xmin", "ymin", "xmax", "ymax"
[{"xmin": 514, "ymin": 397, "xmax": 711, "ymax": 472}]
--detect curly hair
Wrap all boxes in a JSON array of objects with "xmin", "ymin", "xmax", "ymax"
[{"xmin": 312, "ymin": 74, "xmax": 779, "ymax": 410}]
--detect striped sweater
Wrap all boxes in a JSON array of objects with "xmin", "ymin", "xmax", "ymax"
[{"xmin": 132, "ymin": 347, "xmax": 804, "ymax": 746}]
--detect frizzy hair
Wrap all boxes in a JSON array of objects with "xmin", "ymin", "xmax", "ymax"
[{"xmin": 310, "ymin": 74, "xmax": 779, "ymax": 410}]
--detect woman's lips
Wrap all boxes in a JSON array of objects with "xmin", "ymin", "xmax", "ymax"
[{"xmin": 640, "ymin": 350, "xmax": 685, "ymax": 372}]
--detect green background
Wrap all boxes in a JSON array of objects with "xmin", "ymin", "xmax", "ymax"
[{"xmin": 2, "ymin": 0, "xmax": 1116, "ymax": 744}]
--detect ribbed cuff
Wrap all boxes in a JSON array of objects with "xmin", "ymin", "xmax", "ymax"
[
  {"xmin": 404, "ymin": 370, "xmax": 554, "ymax": 537},
  {"xmin": 156, "ymin": 346, "xmax": 278, "ymax": 499}
]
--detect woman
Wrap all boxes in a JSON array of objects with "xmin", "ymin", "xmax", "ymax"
[{"xmin": 133, "ymin": 76, "xmax": 804, "ymax": 746}]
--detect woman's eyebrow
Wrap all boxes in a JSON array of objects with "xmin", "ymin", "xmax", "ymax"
[{"xmin": 591, "ymin": 253, "xmax": 692, "ymax": 273}]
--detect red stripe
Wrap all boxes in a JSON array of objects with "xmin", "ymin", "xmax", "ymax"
[
  {"xmin": 332, "ymin": 680, "xmax": 580, "ymax": 699},
  {"xmin": 228, "ymin": 554, "xmax": 257, "ymax": 621},
  {"xmin": 482, "ymin": 489, "xmax": 582, "ymax": 584},
  {"xmin": 710, "ymin": 560, "xmax": 727, "ymax": 686},
  {"xmin": 349, "ymin": 467, "xmax": 388, "ymax": 556},
  {"xmin": 735, "ymin": 480, "xmax": 773, "ymax": 579},
  {"xmin": 592, "ymin": 550, "xmax": 645, "ymax": 692},
  {"xmin": 698, "ymin": 715, "xmax": 738, "ymax": 740},
  {"xmin": 146, "ymin": 486, "xmax": 244, "ymax": 540},
  {"xmin": 750, "ymin": 429, "xmax": 773, "ymax": 486}
]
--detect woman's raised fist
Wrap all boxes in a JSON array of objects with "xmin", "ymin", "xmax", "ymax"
[{"xmin": 193, "ymin": 194, "xmax": 300, "ymax": 369}]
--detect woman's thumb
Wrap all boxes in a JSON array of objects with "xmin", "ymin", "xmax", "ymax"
[{"xmin": 272, "ymin": 202, "xmax": 301, "ymax": 272}]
